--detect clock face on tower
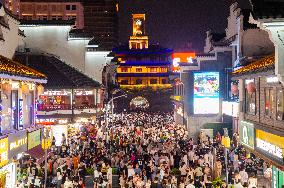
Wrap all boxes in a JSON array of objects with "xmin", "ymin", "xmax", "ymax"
[{"xmin": 136, "ymin": 19, "xmax": 142, "ymax": 26}]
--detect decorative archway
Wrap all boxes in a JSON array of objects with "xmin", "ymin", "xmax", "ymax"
[{"xmin": 129, "ymin": 96, "xmax": 149, "ymax": 110}]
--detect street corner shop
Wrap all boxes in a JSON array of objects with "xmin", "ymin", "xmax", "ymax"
[
  {"xmin": 0, "ymin": 128, "xmax": 43, "ymax": 188},
  {"xmin": 239, "ymin": 121, "xmax": 284, "ymax": 188}
]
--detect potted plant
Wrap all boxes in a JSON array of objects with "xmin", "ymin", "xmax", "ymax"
[
  {"xmin": 212, "ymin": 177, "xmax": 223, "ymax": 188},
  {"xmin": 112, "ymin": 167, "xmax": 120, "ymax": 188},
  {"xmin": 84, "ymin": 167, "xmax": 94, "ymax": 187}
]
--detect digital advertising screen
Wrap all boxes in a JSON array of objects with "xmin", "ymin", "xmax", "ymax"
[
  {"xmin": 172, "ymin": 52, "xmax": 196, "ymax": 73},
  {"xmin": 194, "ymin": 72, "xmax": 220, "ymax": 114}
]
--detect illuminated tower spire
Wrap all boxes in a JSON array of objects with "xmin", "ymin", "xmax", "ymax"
[{"xmin": 129, "ymin": 14, "xmax": 149, "ymax": 49}]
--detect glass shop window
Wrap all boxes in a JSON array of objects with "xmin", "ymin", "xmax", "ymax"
[
  {"xmin": 265, "ymin": 88, "xmax": 274, "ymax": 117},
  {"xmin": 277, "ymin": 89, "xmax": 284, "ymax": 120}
]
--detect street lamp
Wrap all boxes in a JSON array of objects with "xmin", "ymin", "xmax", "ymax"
[{"xmin": 105, "ymin": 94, "xmax": 127, "ymax": 128}]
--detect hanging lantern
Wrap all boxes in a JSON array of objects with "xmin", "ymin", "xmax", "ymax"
[
  {"xmin": 231, "ymin": 84, "xmax": 239, "ymax": 96},
  {"xmin": 21, "ymin": 84, "xmax": 29, "ymax": 95},
  {"xmin": 37, "ymin": 85, "xmax": 44, "ymax": 96},
  {"xmin": 247, "ymin": 82, "xmax": 256, "ymax": 94},
  {"xmin": 1, "ymin": 82, "xmax": 11, "ymax": 95}
]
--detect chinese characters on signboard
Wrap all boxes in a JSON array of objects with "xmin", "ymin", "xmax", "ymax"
[{"xmin": 18, "ymin": 99, "xmax": 23, "ymax": 130}]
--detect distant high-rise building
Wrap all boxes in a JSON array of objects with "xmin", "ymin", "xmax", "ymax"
[
  {"xmin": 3, "ymin": 0, "xmax": 118, "ymax": 50},
  {"xmin": 83, "ymin": 0, "xmax": 118, "ymax": 50}
]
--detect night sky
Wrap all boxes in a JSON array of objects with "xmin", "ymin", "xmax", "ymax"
[{"xmin": 118, "ymin": 0, "xmax": 250, "ymax": 52}]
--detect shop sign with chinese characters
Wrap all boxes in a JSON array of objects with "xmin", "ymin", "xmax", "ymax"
[
  {"xmin": 0, "ymin": 138, "xmax": 8, "ymax": 167},
  {"xmin": 8, "ymin": 131, "xmax": 27, "ymax": 159},
  {"xmin": 256, "ymin": 129, "xmax": 284, "ymax": 160}
]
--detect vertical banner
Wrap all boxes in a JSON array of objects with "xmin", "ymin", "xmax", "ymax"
[{"xmin": 18, "ymin": 99, "xmax": 23, "ymax": 130}]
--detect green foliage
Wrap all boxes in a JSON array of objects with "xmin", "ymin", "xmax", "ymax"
[
  {"xmin": 86, "ymin": 168, "xmax": 94, "ymax": 176},
  {"xmin": 171, "ymin": 168, "xmax": 181, "ymax": 175},
  {"xmin": 212, "ymin": 177, "xmax": 223, "ymax": 188},
  {"xmin": 112, "ymin": 167, "xmax": 119, "ymax": 175}
]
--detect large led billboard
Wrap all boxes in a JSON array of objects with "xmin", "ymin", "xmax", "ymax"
[{"xmin": 194, "ymin": 72, "xmax": 220, "ymax": 114}]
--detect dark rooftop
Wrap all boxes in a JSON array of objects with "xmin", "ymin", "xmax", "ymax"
[
  {"xmin": 250, "ymin": 0, "xmax": 284, "ymax": 19},
  {"xmin": 211, "ymin": 33, "xmax": 226, "ymax": 43},
  {"xmin": 15, "ymin": 54, "xmax": 100, "ymax": 89},
  {"xmin": 0, "ymin": 55, "xmax": 46, "ymax": 80},
  {"xmin": 241, "ymin": 9, "xmax": 258, "ymax": 30}
]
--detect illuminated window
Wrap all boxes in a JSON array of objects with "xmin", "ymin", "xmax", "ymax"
[
  {"xmin": 136, "ymin": 79, "xmax": 142, "ymax": 85},
  {"xmin": 121, "ymin": 80, "xmax": 128, "ymax": 85},
  {"xmin": 277, "ymin": 89, "xmax": 283, "ymax": 120},
  {"xmin": 136, "ymin": 68, "xmax": 142, "ymax": 73},
  {"xmin": 150, "ymin": 67, "xmax": 157, "ymax": 72},
  {"xmin": 150, "ymin": 79, "xmax": 157, "ymax": 84},
  {"xmin": 245, "ymin": 80, "xmax": 256, "ymax": 115},
  {"xmin": 161, "ymin": 68, "xmax": 167, "ymax": 72},
  {"xmin": 265, "ymin": 88, "xmax": 274, "ymax": 117},
  {"xmin": 71, "ymin": 5, "xmax": 76, "ymax": 10},
  {"xmin": 66, "ymin": 5, "xmax": 71, "ymax": 10},
  {"xmin": 121, "ymin": 68, "xmax": 128, "ymax": 73}
]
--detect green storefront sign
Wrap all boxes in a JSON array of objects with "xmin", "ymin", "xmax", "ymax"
[
  {"xmin": 28, "ymin": 129, "xmax": 41, "ymax": 150},
  {"xmin": 272, "ymin": 166, "xmax": 284, "ymax": 188},
  {"xmin": 239, "ymin": 121, "xmax": 255, "ymax": 149}
]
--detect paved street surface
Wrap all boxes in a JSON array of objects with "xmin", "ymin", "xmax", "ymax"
[{"xmin": 17, "ymin": 112, "xmax": 271, "ymax": 187}]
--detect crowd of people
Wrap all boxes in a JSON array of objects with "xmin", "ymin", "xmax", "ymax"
[{"xmin": 16, "ymin": 112, "xmax": 270, "ymax": 188}]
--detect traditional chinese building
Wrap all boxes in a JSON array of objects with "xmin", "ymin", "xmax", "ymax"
[
  {"xmin": 112, "ymin": 14, "xmax": 173, "ymax": 112},
  {"xmin": 232, "ymin": 55, "xmax": 284, "ymax": 174},
  {"xmin": 0, "ymin": 4, "xmax": 47, "ymax": 186},
  {"xmin": 15, "ymin": 53, "xmax": 103, "ymax": 125}
]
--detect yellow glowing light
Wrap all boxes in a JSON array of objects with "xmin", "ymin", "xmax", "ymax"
[
  {"xmin": 233, "ymin": 55, "xmax": 274, "ymax": 75},
  {"xmin": 0, "ymin": 55, "xmax": 46, "ymax": 79}
]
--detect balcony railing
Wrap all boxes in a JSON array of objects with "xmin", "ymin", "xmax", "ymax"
[{"xmin": 38, "ymin": 104, "xmax": 97, "ymax": 112}]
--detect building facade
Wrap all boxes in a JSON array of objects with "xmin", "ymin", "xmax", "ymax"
[
  {"xmin": 0, "ymin": 4, "xmax": 47, "ymax": 187},
  {"xmin": 233, "ymin": 55, "xmax": 284, "ymax": 176},
  {"xmin": 3, "ymin": 0, "xmax": 118, "ymax": 50},
  {"xmin": 15, "ymin": 53, "xmax": 103, "ymax": 124},
  {"xmin": 112, "ymin": 14, "xmax": 173, "ymax": 112}
]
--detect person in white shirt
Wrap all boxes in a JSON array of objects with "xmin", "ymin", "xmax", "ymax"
[
  {"xmin": 63, "ymin": 177, "xmax": 73, "ymax": 188},
  {"xmin": 234, "ymin": 180, "xmax": 244, "ymax": 188},
  {"xmin": 186, "ymin": 179, "xmax": 195, "ymax": 188},
  {"xmin": 248, "ymin": 174, "xmax": 257, "ymax": 188},
  {"xmin": 128, "ymin": 165, "xmax": 135, "ymax": 178},
  {"xmin": 239, "ymin": 168, "xmax": 248, "ymax": 185}
]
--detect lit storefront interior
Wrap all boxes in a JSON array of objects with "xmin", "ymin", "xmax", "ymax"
[{"xmin": 14, "ymin": 53, "xmax": 102, "ymax": 123}]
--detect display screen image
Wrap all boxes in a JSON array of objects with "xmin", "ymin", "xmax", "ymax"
[{"xmin": 194, "ymin": 72, "xmax": 220, "ymax": 114}]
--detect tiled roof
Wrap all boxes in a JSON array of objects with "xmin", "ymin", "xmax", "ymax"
[
  {"xmin": 0, "ymin": 55, "xmax": 46, "ymax": 80},
  {"xmin": 232, "ymin": 55, "xmax": 274, "ymax": 75},
  {"xmin": 250, "ymin": 0, "xmax": 284, "ymax": 19},
  {"xmin": 15, "ymin": 54, "xmax": 100, "ymax": 89}
]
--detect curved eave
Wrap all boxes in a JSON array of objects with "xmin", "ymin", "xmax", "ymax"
[{"xmin": 0, "ymin": 73, "xmax": 47, "ymax": 83}]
